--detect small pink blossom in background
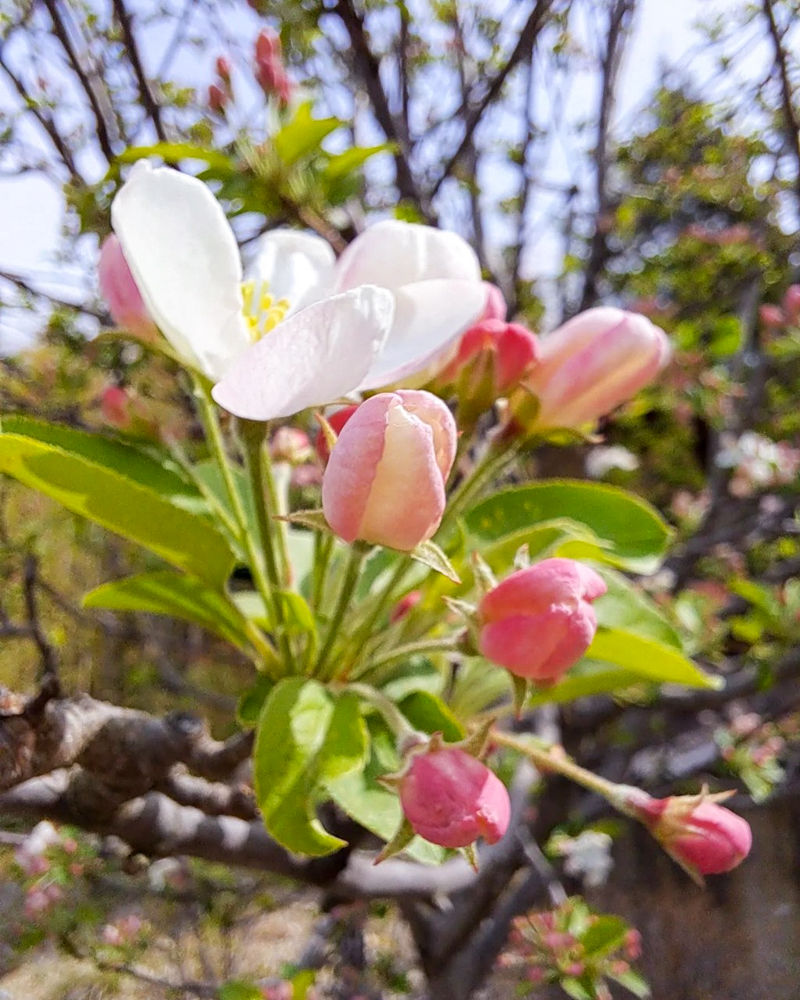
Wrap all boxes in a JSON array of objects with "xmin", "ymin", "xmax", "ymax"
[
  {"xmin": 270, "ymin": 426, "xmax": 313, "ymax": 466},
  {"xmin": 98, "ymin": 234, "xmax": 157, "ymax": 340},
  {"xmin": 759, "ymin": 304, "xmax": 786, "ymax": 330},
  {"xmin": 322, "ymin": 390, "xmax": 456, "ymax": 551},
  {"xmin": 101, "ymin": 386, "xmax": 133, "ymax": 429},
  {"xmin": 15, "ymin": 821, "xmax": 61, "ymax": 877},
  {"xmin": 523, "ymin": 307, "xmax": 671, "ymax": 430},
  {"xmin": 478, "ymin": 558, "xmax": 607, "ymax": 683},
  {"xmin": 399, "ymin": 746, "xmax": 510, "ymax": 848},
  {"xmin": 216, "ymin": 55, "xmax": 232, "ymax": 83},
  {"xmin": 260, "ymin": 981, "xmax": 292, "ymax": 1000},
  {"xmin": 783, "ymin": 284, "xmax": 800, "ymax": 324},
  {"xmin": 716, "ymin": 431, "xmax": 800, "ymax": 497}
]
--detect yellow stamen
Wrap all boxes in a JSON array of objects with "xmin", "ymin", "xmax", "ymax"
[{"xmin": 241, "ymin": 280, "xmax": 290, "ymax": 343}]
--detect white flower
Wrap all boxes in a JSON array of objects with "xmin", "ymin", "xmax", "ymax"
[
  {"xmin": 112, "ymin": 162, "xmax": 487, "ymax": 419},
  {"xmin": 557, "ymin": 830, "xmax": 614, "ymax": 889},
  {"xmin": 585, "ymin": 445, "xmax": 639, "ymax": 478}
]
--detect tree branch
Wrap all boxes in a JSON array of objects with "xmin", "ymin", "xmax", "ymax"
[{"xmin": 112, "ymin": 0, "xmax": 167, "ymax": 142}]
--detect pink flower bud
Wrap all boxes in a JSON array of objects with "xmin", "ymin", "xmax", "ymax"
[
  {"xmin": 478, "ymin": 558, "xmax": 607, "ymax": 682},
  {"xmin": 636, "ymin": 794, "xmax": 752, "ymax": 876},
  {"xmin": 24, "ymin": 888, "xmax": 50, "ymax": 920},
  {"xmin": 399, "ymin": 746, "xmax": 511, "ymax": 848},
  {"xmin": 482, "ymin": 282, "xmax": 508, "ymax": 322},
  {"xmin": 524, "ymin": 307, "xmax": 671, "ymax": 429},
  {"xmin": 255, "ymin": 28, "xmax": 281, "ymax": 64},
  {"xmin": 216, "ymin": 55, "xmax": 232, "ymax": 83},
  {"xmin": 390, "ymin": 590, "xmax": 422, "ymax": 623},
  {"xmin": 98, "ymin": 235, "xmax": 156, "ymax": 340},
  {"xmin": 441, "ymin": 320, "xmax": 539, "ymax": 396},
  {"xmin": 322, "ymin": 390, "xmax": 456, "ymax": 551},
  {"xmin": 254, "ymin": 28, "xmax": 292, "ymax": 105},
  {"xmin": 782, "ymin": 284, "xmax": 800, "ymax": 324},
  {"xmin": 208, "ymin": 83, "xmax": 228, "ymax": 114},
  {"xmin": 315, "ymin": 404, "xmax": 359, "ymax": 463}
]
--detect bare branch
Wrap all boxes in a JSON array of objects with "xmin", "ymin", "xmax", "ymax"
[
  {"xmin": 430, "ymin": 0, "xmax": 557, "ymax": 199},
  {"xmin": 761, "ymin": 0, "xmax": 800, "ymax": 205},
  {"xmin": 112, "ymin": 0, "xmax": 167, "ymax": 142}
]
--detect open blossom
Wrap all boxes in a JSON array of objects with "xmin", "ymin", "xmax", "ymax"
[
  {"xmin": 322, "ymin": 390, "xmax": 456, "ymax": 550},
  {"xmin": 478, "ymin": 559, "xmax": 607, "ymax": 682},
  {"xmin": 524, "ymin": 307, "xmax": 671, "ymax": 430},
  {"xmin": 632, "ymin": 792, "xmax": 752, "ymax": 876},
  {"xmin": 98, "ymin": 234, "xmax": 156, "ymax": 340},
  {"xmin": 111, "ymin": 163, "xmax": 487, "ymax": 417},
  {"xmin": 399, "ymin": 746, "xmax": 510, "ymax": 848}
]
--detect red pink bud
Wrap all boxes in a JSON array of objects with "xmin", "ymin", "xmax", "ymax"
[
  {"xmin": 322, "ymin": 391, "xmax": 456, "ymax": 551},
  {"xmin": 782, "ymin": 284, "xmax": 800, "ymax": 323},
  {"xmin": 254, "ymin": 28, "xmax": 293, "ymax": 106},
  {"xmin": 98, "ymin": 234, "xmax": 156, "ymax": 340},
  {"xmin": 441, "ymin": 319, "xmax": 539, "ymax": 395},
  {"xmin": 216, "ymin": 55, "xmax": 232, "ymax": 83},
  {"xmin": 208, "ymin": 83, "xmax": 228, "ymax": 114},
  {"xmin": 390, "ymin": 590, "xmax": 422, "ymax": 623},
  {"xmin": 637, "ymin": 794, "xmax": 752, "ymax": 876},
  {"xmin": 759, "ymin": 304, "xmax": 785, "ymax": 329},
  {"xmin": 481, "ymin": 282, "xmax": 508, "ymax": 322},
  {"xmin": 478, "ymin": 558, "xmax": 607, "ymax": 682},
  {"xmin": 398, "ymin": 746, "xmax": 511, "ymax": 848},
  {"xmin": 524, "ymin": 307, "xmax": 671, "ymax": 429},
  {"xmin": 315, "ymin": 404, "xmax": 359, "ymax": 463}
]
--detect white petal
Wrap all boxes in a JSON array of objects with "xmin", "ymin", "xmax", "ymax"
[
  {"xmin": 334, "ymin": 220, "xmax": 481, "ymax": 294},
  {"xmin": 358, "ymin": 279, "xmax": 487, "ymax": 391},
  {"xmin": 111, "ymin": 161, "xmax": 250, "ymax": 380},
  {"xmin": 246, "ymin": 230, "xmax": 336, "ymax": 317},
  {"xmin": 212, "ymin": 286, "xmax": 395, "ymax": 420}
]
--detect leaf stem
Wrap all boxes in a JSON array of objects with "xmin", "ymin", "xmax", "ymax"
[
  {"xmin": 315, "ymin": 543, "xmax": 369, "ymax": 680},
  {"xmin": 346, "ymin": 682, "xmax": 418, "ymax": 740}
]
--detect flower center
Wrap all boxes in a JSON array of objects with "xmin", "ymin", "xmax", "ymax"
[{"xmin": 241, "ymin": 280, "xmax": 290, "ymax": 342}]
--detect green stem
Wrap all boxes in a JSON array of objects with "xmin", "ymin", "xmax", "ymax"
[
  {"xmin": 261, "ymin": 448, "xmax": 292, "ymax": 588},
  {"xmin": 361, "ymin": 636, "xmax": 460, "ymax": 676},
  {"xmin": 312, "ymin": 533, "xmax": 335, "ymax": 611},
  {"xmin": 441, "ymin": 439, "xmax": 523, "ymax": 533},
  {"xmin": 192, "ymin": 379, "xmax": 281, "ymax": 675},
  {"xmin": 315, "ymin": 543, "xmax": 368, "ymax": 680},
  {"xmin": 341, "ymin": 555, "xmax": 413, "ymax": 675},
  {"xmin": 238, "ymin": 419, "xmax": 294, "ymax": 673},
  {"xmin": 491, "ymin": 730, "xmax": 624, "ymax": 805},
  {"xmin": 346, "ymin": 682, "xmax": 419, "ymax": 740}
]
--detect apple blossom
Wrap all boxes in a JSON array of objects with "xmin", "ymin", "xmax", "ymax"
[
  {"xmin": 523, "ymin": 307, "xmax": 671, "ymax": 430},
  {"xmin": 439, "ymin": 319, "xmax": 539, "ymax": 396},
  {"xmin": 478, "ymin": 558, "xmax": 607, "ymax": 682},
  {"xmin": 398, "ymin": 746, "xmax": 511, "ymax": 848},
  {"xmin": 322, "ymin": 390, "xmax": 456, "ymax": 551},
  {"xmin": 111, "ymin": 163, "xmax": 487, "ymax": 418}
]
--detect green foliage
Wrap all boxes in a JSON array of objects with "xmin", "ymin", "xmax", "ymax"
[{"xmin": 0, "ymin": 418, "xmax": 235, "ymax": 586}]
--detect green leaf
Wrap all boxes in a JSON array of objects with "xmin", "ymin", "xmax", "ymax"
[
  {"xmin": 322, "ymin": 144, "xmax": 390, "ymax": 179},
  {"xmin": 560, "ymin": 977, "xmax": 595, "ymax": 1000},
  {"xmin": 411, "ymin": 539, "xmax": 461, "ymax": 583},
  {"xmin": 274, "ymin": 103, "xmax": 341, "ymax": 164},
  {"xmin": 238, "ymin": 674, "xmax": 274, "ymax": 726},
  {"xmin": 588, "ymin": 630, "xmax": 722, "ymax": 689},
  {"xmin": 465, "ymin": 481, "xmax": 672, "ymax": 573},
  {"xmin": 83, "ymin": 572, "xmax": 252, "ymax": 651},
  {"xmin": 117, "ymin": 143, "xmax": 235, "ymax": 172},
  {"xmin": 580, "ymin": 915, "xmax": 628, "ymax": 956},
  {"xmin": 275, "ymin": 590, "xmax": 317, "ymax": 638},
  {"xmin": 593, "ymin": 567, "xmax": 683, "ymax": 648},
  {"xmin": 254, "ymin": 680, "xmax": 366, "ymax": 856},
  {"xmin": 399, "ymin": 690, "xmax": 464, "ymax": 742},
  {"xmin": 527, "ymin": 660, "xmax": 644, "ymax": 707},
  {"xmin": 218, "ymin": 982, "xmax": 263, "ymax": 1000},
  {"xmin": 280, "ymin": 509, "xmax": 332, "ymax": 533},
  {"xmin": 327, "ymin": 718, "xmax": 445, "ymax": 865},
  {"xmin": 0, "ymin": 426, "xmax": 234, "ymax": 586},
  {"xmin": 611, "ymin": 968, "xmax": 651, "ymax": 998}
]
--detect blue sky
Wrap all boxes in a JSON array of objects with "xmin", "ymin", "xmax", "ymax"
[{"xmin": 0, "ymin": 0, "xmax": 754, "ymax": 352}]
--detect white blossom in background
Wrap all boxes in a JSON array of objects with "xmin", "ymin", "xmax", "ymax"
[
  {"xmin": 716, "ymin": 431, "xmax": 800, "ymax": 497},
  {"xmin": 551, "ymin": 830, "xmax": 615, "ymax": 888},
  {"xmin": 111, "ymin": 162, "xmax": 487, "ymax": 419},
  {"xmin": 585, "ymin": 445, "xmax": 640, "ymax": 478}
]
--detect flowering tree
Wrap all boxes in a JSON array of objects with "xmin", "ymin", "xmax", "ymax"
[{"xmin": 2, "ymin": 2, "xmax": 799, "ymax": 999}]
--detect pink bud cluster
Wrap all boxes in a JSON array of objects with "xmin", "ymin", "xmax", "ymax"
[
  {"xmin": 478, "ymin": 558, "xmax": 607, "ymax": 684},
  {"xmin": 208, "ymin": 54, "xmax": 233, "ymax": 114},
  {"xmin": 255, "ymin": 29, "xmax": 293, "ymax": 105},
  {"xmin": 101, "ymin": 914, "xmax": 145, "ymax": 947}
]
